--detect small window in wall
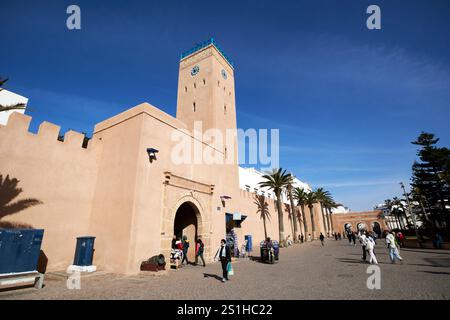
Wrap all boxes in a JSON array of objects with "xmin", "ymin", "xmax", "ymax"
[
  {"xmin": 224, "ymin": 147, "xmax": 227, "ymax": 159},
  {"xmin": 224, "ymin": 104, "xmax": 227, "ymax": 115},
  {"xmin": 185, "ymin": 86, "xmax": 188, "ymax": 93},
  {"xmin": 193, "ymin": 102, "xmax": 196, "ymax": 112},
  {"xmin": 203, "ymin": 79, "xmax": 206, "ymax": 85},
  {"xmin": 218, "ymin": 81, "xmax": 220, "ymax": 87},
  {"xmin": 223, "ymin": 86, "xmax": 226, "ymax": 92},
  {"xmin": 194, "ymin": 83, "xmax": 197, "ymax": 89}
]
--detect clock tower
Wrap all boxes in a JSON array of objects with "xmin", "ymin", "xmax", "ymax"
[{"xmin": 176, "ymin": 38, "xmax": 237, "ymax": 139}]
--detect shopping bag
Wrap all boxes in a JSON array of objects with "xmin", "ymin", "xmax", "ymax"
[{"xmin": 227, "ymin": 262, "xmax": 234, "ymax": 276}]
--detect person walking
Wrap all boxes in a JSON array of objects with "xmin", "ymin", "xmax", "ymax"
[
  {"xmin": 386, "ymin": 231, "xmax": 403, "ymax": 264},
  {"xmin": 347, "ymin": 231, "xmax": 352, "ymax": 245},
  {"xmin": 359, "ymin": 231, "xmax": 368, "ymax": 262},
  {"xmin": 319, "ymin": 233, "xmax": 325, "ymax": 246},
  {"xmin": 214, "ymin": 239, "xmax": 232, "ymax": 282},
  {"xmin": 182, "ymin": 235, "xmax": 190, "ymax": 265},
  {"xmin": 334, "ymin": 232, "xmax": 338, "ymax": 241},
  {"xmin": 351, "ymin": 232, "xmax": 357, "ymax": 246},
  {"xmin": 300, "ymin": 234, "xmax": 304, "ymax": 243},
  {"xmin": 366, "ymin": 232, "xmax": 378, "ymax": 264},
  {"xmin": 195, "ymin": 238, "xmax": 206, "ymax": 267}
]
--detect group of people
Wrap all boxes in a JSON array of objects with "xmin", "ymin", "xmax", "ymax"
[
  {"xmin": 353, "ymin": 229, "xmax": 404, "ymax": 265},
  {"xmin": 171, "ymin": 235, "xmax": 233, "ymax": 283},
  {"xmin": 171, "ymin": 235, "xmax": 206, "ymax": 267}
]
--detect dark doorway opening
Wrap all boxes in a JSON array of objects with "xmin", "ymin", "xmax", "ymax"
[{"xmin": 174, "ymin": 202, "xmax": 198, "ymax": 262}]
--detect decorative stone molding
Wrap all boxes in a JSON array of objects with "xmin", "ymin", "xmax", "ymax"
[{"xmin": 164, "ymin": 172, "xmax": 215, "ymax": 195}]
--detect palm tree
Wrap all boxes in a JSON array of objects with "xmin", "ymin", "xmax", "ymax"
[
  {"xmin": 254, "ymin": 194, "xmax": 271, "ymax": 239},
  {"xmin": 259, "ymin": 168, "xmax": 291, "ymax": 246},
  {"xmin": 0, "ymin": 174, "xmax": 42, "ymax": 220},
  {"xmin": 285, "ymin": 175, "xmax": 299, "ymax": 242},
  {"xmin": 293, "ymin": 187, "xmax": 308, "ymax": 235},
  {"xmin": 322, "ymin": 196, "xmax": 338, "ymax": 233},
  {"xmin": 304, "ymin": 191, "xmax": 317, "ymax": 237},
  {"xmin": 0, "ymin": 78, "xmax": 27, "ymax": 113},
  {"xmin": 314, "ymin": 188, "xmax": 331, "ymax": 235}
]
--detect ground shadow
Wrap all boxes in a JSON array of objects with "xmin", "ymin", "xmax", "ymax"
[
  {"xmin": 400, "ymin": 248, "xmax": 450, "ymax": 255},
  {"xmin": 203, "ymin": 273, "xmax": 223, "ymax": 282},
  {"xmin": 419, "ymin": 270, "xmax": 450, "ymax": 275}
]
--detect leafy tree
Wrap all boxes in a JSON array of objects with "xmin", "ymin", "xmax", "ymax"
[
  {"xmin": 293, "ymin": 187, "xmax": 308, "ymax": 235},
  {"xmin": 411, "ymin": 132, "xmax": 450, "ymax": 232},
  {"xmin": 0, "ymin": 78, "xmax": 27, "ymax": 113},
  {"xmin": 315, "ymin": 188, "xmax": 332, "ymax": 234},
  {"xmin": 254, "ymin": 194, "xmax": 271, "ymax": 240},
  {"xmin": 285, "ymin": 175, "xmax": 298, "ymax": 242},
  {"xmin": 259, "ymin": 168, "xmax": 291, "ymax": 246},
  {"xmin": 304, "ymin": 191, "xmax": 317, "ymax": 236}
]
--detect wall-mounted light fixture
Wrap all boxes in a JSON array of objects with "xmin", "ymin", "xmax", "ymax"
[
  {"xmin": 220, "ymin": 195, "xmax": 232, "ymax": 207},
  {"xmin": 147, "ymin": 148, "xmax": 159, "ymax": 163}
]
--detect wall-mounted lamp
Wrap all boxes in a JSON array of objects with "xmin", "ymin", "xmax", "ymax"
[
  {"xmin": 220, "ymin": 195, "xmax": 232, "ymax": 207},
  {"xmin": 147, "ymin": 148, "xmax": 159, "ymax": 163}
]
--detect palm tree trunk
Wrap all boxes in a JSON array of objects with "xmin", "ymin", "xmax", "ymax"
[
  {"xmin": 309, "ymin": 205, "xmax": 316, "ymax": 237},
  {"xmin": 263, "ymin": 215, "xmax": 268, "ymax": 239},
  {"xmin": 301, "ymin": 205, "xmax": 308, "ymax": 234},
  {"xmin": 288, "ymin": 189, "xmax": 298, "ymax": 242},
  {"xmin": 319, "ymin": 203, "xmax": 327, "ymax": 235},
  {"xmin": 276, "ymin": 192, "xmax": 285, "ymax": 246},
  {"xmin": 328, "ymin": 208, "xmax": 334, "ymax": 231}
]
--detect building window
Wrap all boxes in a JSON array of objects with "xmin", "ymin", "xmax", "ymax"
[
  {"xmin": 224, "ymin": 86, "xmax": 226, "ymax": 92},
  {"xmin": 218, "ymin": 81, "xmax": 220, "ymax": 87},
  {"xmin": 194, "ymin": 83, "xmax": 197, "ymax": 89},
  {"xmin": 224, "ymin": 104, "xmax": 227, "ymax": 115},
  {"xmin": 185, "ymin": 86, "xmax": 187, "ymax": 93},
  {"xmin": 193, "ymin": 102, "xmax": 196, "ymax": 112},
  {"xmin": 203, "ymin": 79, "xmax": 206, "ymax": 85}
]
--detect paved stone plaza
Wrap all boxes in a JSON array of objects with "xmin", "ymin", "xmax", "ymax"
[{"xmin": 1, "ymin": 240, "xmax": 449, "ymax": 300}]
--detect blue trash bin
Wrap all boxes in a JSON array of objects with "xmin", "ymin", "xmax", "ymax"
[
  {"xmin": 73, "ymin": 236, "xmax": 96, "ymax": 266},
  {"xmin": 245, "ymin": 235, "xmax": 253, "ymax": 252},
  {"xmin": 0, "ymin": 229, "xmax": 44, "ymax": 274}
]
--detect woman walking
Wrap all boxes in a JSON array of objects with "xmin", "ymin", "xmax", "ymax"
[
  {"xmin": 214, "ymin": 239, "xmax": 232, "ymax": 283},
  {"xmin": 366, "ymin": 232, "xmax": 378, "ymax": 264},
  {"xmin": 195, "ymin": 238, "xmax": 206, "ymax": 267}
]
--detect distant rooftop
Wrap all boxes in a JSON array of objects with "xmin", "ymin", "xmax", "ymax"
[{"xmin": 180, "ymin": 38, "xmax": 234, "ymax": 68}]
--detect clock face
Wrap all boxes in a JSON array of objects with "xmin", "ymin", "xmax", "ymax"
[
  {"xmin": 191, "ymin": 65, "xmax": 200, "ymax": 76},
  {"xmin": 221, "ymin": 69, "xmax": 227, "ymax": 79}
]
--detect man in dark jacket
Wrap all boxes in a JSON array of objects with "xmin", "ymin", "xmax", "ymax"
[{"xmin": 214, "ymin": 239, "xmax": 232, "ymax": 282}]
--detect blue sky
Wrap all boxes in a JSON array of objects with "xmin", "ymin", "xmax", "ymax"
[{"xmin": 1, "ymin": 0, "xmax": 449, "ymax": 211}]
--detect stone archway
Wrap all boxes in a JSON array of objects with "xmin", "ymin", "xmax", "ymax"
[
  {"xmin": 174, "ymin": 202, "xmax": 199, "ymax": 262},
  {"xmin": 357, "ymin": 222, "xmax": 367, "ymax": 232},
  {"xmin": 161, "ymin": 193, "xmax": 211, "ymax": 263}
]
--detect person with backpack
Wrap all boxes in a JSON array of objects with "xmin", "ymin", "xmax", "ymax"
[
  {"xmin": 195, "ymin": 238, "xmax": 206, "ymax": 267},
  {"xmin": 359, "ymin": 230, "xmax": 368, "ymax": 262},
  {"xmin": 319, "ymin": 233, "xmax": 325, "ymax": 246},
  {"xmin": 182, "ymin": 235, "xmax": 190, "ymax": 265}
]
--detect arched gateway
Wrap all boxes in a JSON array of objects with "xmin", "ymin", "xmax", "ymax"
[{"xmin": 160, "ymin": 193, "xmax": 211, "ymax": 264}]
